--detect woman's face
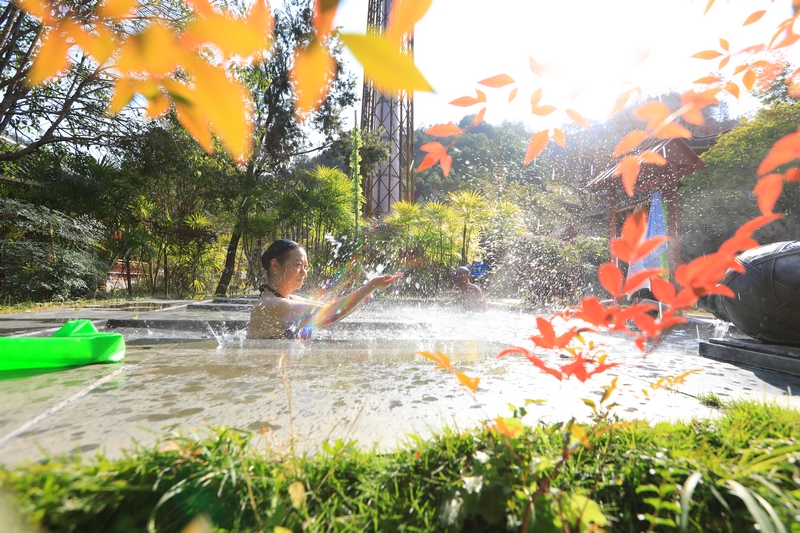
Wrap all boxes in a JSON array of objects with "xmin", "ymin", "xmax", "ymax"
[{"xmin": 272, "ymin": 247, "xmax": 308, "ymax": 292}]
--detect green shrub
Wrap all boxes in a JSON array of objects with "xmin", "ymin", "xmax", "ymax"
[{"xmin": 0, "ymin": 198, "xmax": 107, "ymax": 303}]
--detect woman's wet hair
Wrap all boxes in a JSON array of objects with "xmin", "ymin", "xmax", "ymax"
[{"xmin": 261, "ymin": 239, "xmax": 301, "ymax": 272}]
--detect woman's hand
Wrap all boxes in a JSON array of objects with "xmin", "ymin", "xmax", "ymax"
[{"xmin": 367, "ymin": 272, "xmax": 403, "ymax": 291}]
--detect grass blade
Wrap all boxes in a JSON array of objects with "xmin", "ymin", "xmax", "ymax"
[
  {"xmin": 725, "ymin": 480, "xmax": 775, "ymax": 533},
  {"xmin": 680, "ymin": 472, "xmax": 703, "ymax": 532}
]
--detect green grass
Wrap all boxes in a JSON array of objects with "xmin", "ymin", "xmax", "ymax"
[
  {"xmin": 697, "ymin": 392, "xmax": 726, "ymax": 409},
  {"xmin": 1, "ymin": 400, "xmax": 799, "ymax": 532}
]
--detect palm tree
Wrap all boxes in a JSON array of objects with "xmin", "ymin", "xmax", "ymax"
[
  {"xmin": 421, "ymin": 200, "xmax": 454, "ymax": 265},
  {"xmin": 448, "ymin": 190, "xmax": 485, "ymax": 264},
  {"xmin": 385, "ymin": 200, "xmax": 421, "ymax": 252}
]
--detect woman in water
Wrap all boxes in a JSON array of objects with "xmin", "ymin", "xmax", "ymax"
[{"xmin": 247, "ymin": 239, "xmax": 403, "ymax": 339}]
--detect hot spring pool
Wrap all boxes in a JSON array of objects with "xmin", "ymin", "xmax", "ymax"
[{"xmin": 2, "ymin": 299, "xmax": 799, "ymax": 463}]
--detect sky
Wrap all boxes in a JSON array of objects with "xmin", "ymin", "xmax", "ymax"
[{"xmin": 331, "ymin": 0, "xmax": 797, "ymax": 130}]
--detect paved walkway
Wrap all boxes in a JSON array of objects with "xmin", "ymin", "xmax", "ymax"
[{"xmin": 1, "ymin": 300, "xmax": 799, "ymax": 465}]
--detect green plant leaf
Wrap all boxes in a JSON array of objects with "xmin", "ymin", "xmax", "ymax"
[
  {"xmin": 725, "ymin": 480, "xmax": 776, "ymax": 533},
  {"xmin": 680, "ymin": 472, "xmax": 703, "ymax": 532}
]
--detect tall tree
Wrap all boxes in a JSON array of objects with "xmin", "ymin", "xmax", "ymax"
[{"xmin": 214, "ymin": 0, "xmax": 356, "ymax": 296}]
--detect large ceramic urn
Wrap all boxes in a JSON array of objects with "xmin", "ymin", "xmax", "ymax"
[{"xmin": 707, "ymin": 241, "xmax": 800, "ymax": 346}]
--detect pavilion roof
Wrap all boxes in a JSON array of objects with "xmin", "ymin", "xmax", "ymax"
[{"xmin": 585, "ymin": 138, "xmax": 706, "ymax": 191}]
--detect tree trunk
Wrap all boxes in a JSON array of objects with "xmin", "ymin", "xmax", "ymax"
[{"xmin": 215, "ymin": 223, "xmax": 242, "ymax": 297}]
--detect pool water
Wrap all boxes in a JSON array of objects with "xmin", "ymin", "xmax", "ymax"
[{"xmin": 1, "ymin": 299, "xmax": 799, "ymax": 463}]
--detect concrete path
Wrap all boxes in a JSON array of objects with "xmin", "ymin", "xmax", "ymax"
[{"xmin": 1, "ymin": 299, "xmax": 799, "ymax": 465}]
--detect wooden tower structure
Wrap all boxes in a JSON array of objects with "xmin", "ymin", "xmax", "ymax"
[{"xmin": 360, "ymin": 0, "xmax": 414, "ymax": 217}]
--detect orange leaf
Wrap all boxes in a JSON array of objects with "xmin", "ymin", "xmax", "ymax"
[
  {"xmin": 691, "ymin": 50, "xmax": 723, "ymax": 60},
  {"xmin": 719, "ymin": 38, "xmax": 729, "ymax": 51},
  {"xmin": 478, "ymin": 74, "xmax": 515, "ymax": 88},
  {"xmin": 425, "ymin": 123, "xmax": 462, "ymax": 137},
  {"xmin": 530, "ymin": 87, "xmax": 543, "ymax": 107},
  {"xmin": 633, "ymin": 101, "xmax": 671, "ymax": 129},
  {"xmin": 474, "ymin": 107, "xmax": 486, "ymax": 126},
  {"xmin": 628, "ymin": 236, "xmax": 669, "ymax": 264},
  {"xmin": 719, "ymin": 55, "xmax": 730, "ymax": 69},
  {"xmin": 386, "ymin": 0, "xmax": 432, "ymax": 42},
  {"xmin": 109, "ymin": 78, "xmax": 139, "ymax": 114},
  {"xmin": 524, "ymin": 130, "xmax": 549, "ymax": 165},
  {"xmin": 694, "ymin": 75, "xmax": 721, "ymax": 84},
  {"xmin": 743, "ymin": 10, "xmax": 766, "ymax": 26},
  {"xmin": 742, "ymin": 69, "xmax": 756, "ymax": 91},
  {"xmin": 17, "ymin": 0, "xmax": 53, "ymax": 24},
  {"xmin": 63, "ymin": 21, "xmax": 116, "ymax": 64},
  {"xmin": 753, "ymin": 173, "xmax": 784, "ymax": 215},
  {"xmin": 529, "ymin": 56, "xmax": 547, "ymax": 77},
  {"xmin": 613, "ymin": 130, "xmax": 649, "ymax": 157},
  {"xmin": 174, "ymin": 100, "xmax": 213, "ymax": 154},
  {"xmin": 416, "ymin": 350, "xmax": 452, "ymax": 372},
  {"xmin": 100, "ymin": 0, "xmax": 137, "ymax": 18},
  {"xmin": 117, "ymin": 23, "xmax": 183, "ymax": 76},
  {"xmin": 640, "ymin": 150, "xmax": 667, "ymax": 165},
  {"xmin": 493, "ymin": 417, "xmax": 522, "ymax": 438},
  {"xmin": 145, "ymin": 91, "xmax": 170, "ymax": 118},
  {"xmin": 29, "ymin": 28, "xmax": 69, "ymax": 86},
  {"xmin": 313, "ymin": 0, "xmax": 338, "ymax": 38},
  {"xmin": 598, "ymin": 263, "xmax": 623, "ymax": 298},
  {"xmin": 552, "ymin": 128, "xmax": 566, "ymax": 148},
  {"xmin": 611, "ymin": 87, "xmax": 640, "ymax": 117},
  {"xmin": 614, "ymin": 156, "xmax": 641, "ymax": 196},
  {"xmin": 704, "ymin": 0, "xmax": 715, "ymax": 15},
  {"xmin": 725, "ymin": 81, "xmax": 740, "ymax": 99},
  {"xmin": 531, "ymin": 104, "xmax": 556, "ymax": 116},
  {"xmin": 417, "ymin": 152, "xmax": 440, "ymax": 172},
  {"xmin": 420, "ymin": 141, "xmax": 445, "ymax": 153},
  {"xmin": 449, "ymin": 90, "xmax": 486, "ymax": 107},
  {"xmin": 508, "ymin": 87, "xmax": 518, "ymax": 103},
  {"xmin": 186, "ymin": 0, "xmax": 216, "ymax": 17},
  {"xmin": 654, "ymin": 122, "xmax": 692, "ymax": 139},
  {"xmin": 292, "ymin": 39, "xmax": 335, "ymax": 113},
  {"xmin": 456, "ymin": 371, "xmax": 480, "ymax": 392},
  {"xmin": 566, "ymin": 108, "xmax": 590, "ymax": 129}
]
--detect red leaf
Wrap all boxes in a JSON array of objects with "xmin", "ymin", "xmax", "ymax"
[
  {"xmin": 419, "ymin": 141, "xmax": 445, "ymax": 153},
  {"xmin": 598, "ymin": 262, "xmax": 623, "ymax": 298},
  {"xmin": 560, "ymin": 354, "xmax": 590, "ymax": 382},
  {"xmin": 440, "ymin": 153, "xmax": 453, "ymax": 177},
  {"xmin": 613, "ymin": 130, "xmax": 649, "ymax": 157},
  {"xmin": 416, "ymin": 151, "xmax": 440, "ymax": 172},
  {"xmin": 425, "ymin": 123, "xmax": 462, "ymax": 137},
  {"xmin": 566, "ymin": 108, "xmax": 590, "ymax": 129},
  {"xmin": 530, "ymin": 316, "xmax": 579, "ymax": 350},
  {"xmin": 524, "ymin": 130, "xmax": 549, "ymax": 165},
  {"xmin": 623, "ymin": 268, "xmax": 667, "ymax": 295},
  {"xmin": 573, "ymin": 297, "xmax": 617, "ymax": 327},
  {"xmin": 650, "ymin": 276, "xmax": 676, "ymax": 305},
  {"xmin": 757, "ymin": 127, "xmax": 800, "ymax": 175},
  {"xmin": 705, "ymin": 284, "xmax": 735, "ymax": 297},
  {"xmin": 614, "ymin": 156, "xmax": 641, "ymax": 196},
  {"xmin": 610, "ymin": 211, "xmax": 646, "ymax": 263},
  {"xmin": 633, "ymin": 101, "xmax": 671, "ymax": 129},
  {"xmin": 628, "ymin": 236, "xmax": 669, "ymax": 265},
  {"xmin": 496, "ymin": 346, "xmax": 530, "ymax": 359},
  {"xmin": 478, "ymin": 74, "xmax": 515, "ymax": 88}
]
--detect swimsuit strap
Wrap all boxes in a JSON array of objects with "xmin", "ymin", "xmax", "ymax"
[{"xmin": 259, "ymin": 284, "xmax": 286, "ymax": 299}]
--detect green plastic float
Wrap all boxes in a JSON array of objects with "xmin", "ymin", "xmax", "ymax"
[{"xmin": 0, "ymin": 320, "xmax": 125, "ymax": 371}]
